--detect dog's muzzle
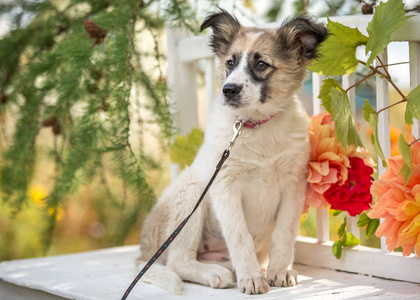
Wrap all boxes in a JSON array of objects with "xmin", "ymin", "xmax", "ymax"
[{"xmin": 222, "ymin": 83, "xmax": 242, "ymax": 107}]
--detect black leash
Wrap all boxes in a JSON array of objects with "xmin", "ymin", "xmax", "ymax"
[{"xmin": 121, "ymin": 120, "xmax": 243, "ymax": 300}]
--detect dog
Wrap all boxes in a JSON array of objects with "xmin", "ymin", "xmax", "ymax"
[{"xmin": 137, "ymin": 9, "xmax": 327, "ymax": 295}]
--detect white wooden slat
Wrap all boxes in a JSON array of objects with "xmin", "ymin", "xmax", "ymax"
[
  {"xmin": 295, "ymin": 236, "xmax": 420, "ymax": 283},
  {"xmin": 167, "ymin": 27, "xmax": 200, "ymax": 180},
  {"xmin": 316, "ymin": 207, "xmax": 330, "ymax": 243},
  {"xmin": 342, "ymin": 74, "xmax": 359, "ymax": 238},
  {"xmin": 167, "ymin": 27, "xmax": 199, "ymax": 136},
  {"xmin": 312, "ymin": 72, "xmax": 329, "ymax": 242},
  {"xmin": 178, "ymin": 35, "xmax": 213, "ymax": 63},
  {"xmin": 312, "ymin": 73, "xmax": 324, "ymax": 115},
  {"xmin": 205, "ymin": 58, "xmax": 216, "ymax": 126},
  {"xmin": 376, "ymin": 50, "xmax": 391, "ymax": 252},
  {"xmin": 410, "ymin": 42, "xmax": 420, "ymax": 138}
]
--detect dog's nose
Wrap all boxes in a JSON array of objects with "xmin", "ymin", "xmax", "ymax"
[{"xmin": 222, "ymin": 84, "xmax": 242, "ymax": 98}]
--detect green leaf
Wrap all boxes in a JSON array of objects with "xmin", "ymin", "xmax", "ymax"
[
  {"xmin": 328, "ymin": 88, "xmax": 364, "ymax": 148},
  {"xmin": 405, "ymin": 85, "xmax": 420, "ymax": 125},
  {"xmin": 342, "ymin": 232, "xmax": 360, "ymax": 247},
  {"xmin": 331, "ymin": 209, "xmax": 342, "ymax": 216},
  {"xmin": 366, "ymin": 218, "xmax": 380, "ymax": 239},
  {"xmin": 332, "ymin": 240, "xmax": 343, "ymax": 259},
  {"xmin": 169, "ymin": 128, "xmax": 204, "ymax": 170},
  {"xmin": 362, "ymin": 99, "xmax": 387, "ymax": 167},
  {"xmin": 309, "ymin": 17, "xmax": 368, "ymax": 76},
  {"xmin": 398, "ymin": 135, "xmax": 412, "ymax": 186},
  {"xmin": 318, "ymin": 78, "xmax": 340, "ymax": 112},
  {"xmin": 365, "ymin": 0, "xmax": 412, "ymax": 66},
  {"xmin": 338, "ymin": 217, "xmax": 347, "ymax": 238},
  {"xmin": 357, "ymin": 212, "xmax": 371, "ymax": 227}
]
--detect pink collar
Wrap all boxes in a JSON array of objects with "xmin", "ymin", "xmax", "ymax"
[{"xmin": 236, "ymin": 114, "xmax": 277, "ymax": 129}]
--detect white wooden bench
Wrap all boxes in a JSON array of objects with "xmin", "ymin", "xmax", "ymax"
[{"xmin": 1, "ymin": 14, "xmax": 420, "ymax": 299}]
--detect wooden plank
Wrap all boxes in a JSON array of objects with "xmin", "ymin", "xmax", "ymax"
[
  {"xmin": 376, "ymin": 50, "xmax": 391, "ymax": 252},
  {"xmin": 205, "ymin": 58, "xmax": 216, "ymax": 126},
  {"xmin": 410, "ymin": 42, "xmax": 420, "ymax": 138},
  {"xmin": 295, "ymin": 236, "xmax": 420, "ymax": 283},
  {"xmin": 312, "ymin": 73, "xmax": 324, "ymax": 115},
  {"xmin": 178, "ymin": 35, "xmax": 213, "ymax": 62}
]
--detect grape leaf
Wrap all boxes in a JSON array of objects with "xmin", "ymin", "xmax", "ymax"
[
  {"xmin": 405, "ymin": 85, "xmax": 420, "ymax": 125},
  {"xmin": 332, "ymin": 240, "xmax": 343, "ymax": 259},
  {"xmin": 366, "ymin": 218, "xmax": 380, "ymax": 239},
  {"xmin": 357, "ymin": 212, "xmax": 370, "ymax": 227},
  {"xmin": 318, "ymin": 78, "xmax": 340, "ymax": 112},
  {"xmin": 365, "ymin": 0, "xmax": 412, "ymax": 66},
  {"xmin": 362, "ymin": 99, "xmax": 387, "ymax": 167},
  {"xmin": 342, "ymin": 232, "xmax": 360, "ymax": 247},
  {"xmin": 398, "ymin": 134, "xmax": 412, "ymax": 186},
  {"xmin": 338, "ymin": 217, "xmax": 347, "ymax": 238},
  {"xmin": 329, "ymin": 88, "xmax": 364, "ymax": 148},
  {"xmin": 309, "ymin": 17, "xmax": 368, "ymax": 76},
  {"xmin": 169, "ymin": 128, "xmax": 204, "ymax": 170},
  {"xmin": 331, "ymin": 209, "xmax": 342, "ymax": 216}
]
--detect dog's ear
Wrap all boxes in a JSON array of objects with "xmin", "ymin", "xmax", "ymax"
[
  {"xmin": 278, "ymin": 16, "xmax": 328, "ymax": 63},
  {"xmin": 200, "ymin": 9, "xmax": 242, "ymax": 57}
]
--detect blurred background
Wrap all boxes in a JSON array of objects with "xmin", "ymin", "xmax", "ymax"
[{"xmin": 0, "ymin": 0, "xmax": 418, "ymax": 261}]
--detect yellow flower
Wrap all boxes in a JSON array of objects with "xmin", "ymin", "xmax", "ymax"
[
  {"xmin": 48, "ymin": 206, "xmax": 64, "ymax": 221},
  {"xmin": 29, "ymin": 185, "xmax": 48, "ymax": 205}
]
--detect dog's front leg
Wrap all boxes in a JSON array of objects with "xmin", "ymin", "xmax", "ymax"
[
  {"xmin": 164, "ymin": 171, "xmax": 234, "ymax": 289},
  {"xmin": 266, "ymin": 173, "xmax": 307, "ymax": 288},
  {"xmin": 211, "ymin": 184, "xmax": 270, "ymax": 295}
]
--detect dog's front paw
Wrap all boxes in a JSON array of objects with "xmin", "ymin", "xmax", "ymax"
[
  {"xmin": 238, "ymin": 274, "xmax": 270, "ymax": 295},
  {"xmin": 266, "ymin": 269, "xmax": 298, "ymax": 287},
  {"xmin": 204, "ymin": 265, "xmax": 234, "ymax": 289}
]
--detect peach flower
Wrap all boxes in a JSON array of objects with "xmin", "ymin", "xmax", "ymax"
[
  {"xmin": 305, "ymin": 111, "xmax": 372, "ymax": 212},
  {"xmin": 306, "ymin": 112, "xmax": 350, "ymax": 209},
  {"xmin": 368, "ymin": 140, "xmax": 420, "ymax": 256}
]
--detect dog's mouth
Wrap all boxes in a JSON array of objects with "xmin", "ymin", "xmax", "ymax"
[{"xmin": 223, "ymin": 97, "xmax": 243, "ymax": 108}]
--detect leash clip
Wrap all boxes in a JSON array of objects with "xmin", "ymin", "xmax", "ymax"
[{"xmin": 227, "ymin": 120, "xmax": 243, "ymax": 151}]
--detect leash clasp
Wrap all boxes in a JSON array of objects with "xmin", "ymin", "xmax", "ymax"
[{"xmin": 227, "ymin": 120, "xmax": 243, "ymax": 151}]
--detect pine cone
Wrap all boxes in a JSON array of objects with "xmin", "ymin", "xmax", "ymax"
[
  {"xmin": 362, "ymin": 3, "xmax": 374, "ymax": 14},
  {"xmin": 42, "ymin": 116, "xmax": 61, "ymax": 135},
  {"xmin": 84, "ymin": 20, "xmax": 107, "ymax": 45}
]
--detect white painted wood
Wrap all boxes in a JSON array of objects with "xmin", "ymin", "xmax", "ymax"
[
  {"xmin": 205, "ymin": 58, "xmax": 216, "ymax": 126},
  {"xmin": 178, "ymin": 35, "xmax": 213, "ymax": 62},
  {"xmin": 376, "ymin": 50, "xmax": 391, "ymax": 177},
  {"xmin": 376, "ymin": 51, "xmax": 391, "ymax": 252},
  {"xmin": 410, "ymin": 42, "xmax": 420, "ymax": 138},
  {"xmin": 1, "ymin": 245, "xmax": 420, "ymax": 299},
  {"xmin": 312, "ymin": 72, "xmax": 329, "ymax": 243},
  {"xmin": 316, "ymin": 206, "xmax": 330, "ymax": 243},
  {"xmin": 342, "ymin": 73, "xmax": 359, "ymax": 239},
  {"xmin": 295, "ymin": 236, "xmax": 420, "ymax": 283},
  {"xmin": 312, "ymin": 73, "xmax": 324, "ymax": 115},
  {"xmin": 167, "ymin": 27, "xmax": 199, "ymax": 136}
]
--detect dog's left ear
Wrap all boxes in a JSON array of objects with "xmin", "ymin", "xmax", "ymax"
[{"xmin": 278, "ymin": 16, "xmax": 328, "ymax": 64}]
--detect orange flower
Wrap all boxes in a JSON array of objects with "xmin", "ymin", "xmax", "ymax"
[
  {"xmin": 306, "ymin": 112, "xmax": 350, "ymax": 210},
  {"xmin": 305, "ymin": 111, "xmax": 373, "ymax": 212},
  {"xmin": 368, "ymin": 140, "xmax": 420, "ymax": 256}
]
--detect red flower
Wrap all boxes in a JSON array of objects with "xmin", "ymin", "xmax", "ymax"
[{"xmin": 324, "ymin": 157, "xmax": 374, "ymax": 216}]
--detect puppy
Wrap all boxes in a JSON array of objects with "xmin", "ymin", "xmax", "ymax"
[{"xmin": 138, "ymin": 10, "xmax": 327, "ymax": 295}]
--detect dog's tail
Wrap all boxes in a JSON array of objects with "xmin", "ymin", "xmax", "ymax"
[{"xmin": 137, "ymin": 260, "xmax": 184, "ymax": 295}]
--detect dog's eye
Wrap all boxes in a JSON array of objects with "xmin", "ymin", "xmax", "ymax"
[
  {"xmin": 226, "ymin": 60, "xmax": 235, "ymax": 69},
  {"xmin": 256, "ymin": 61, "xmax": 269, "ymax": 70}
]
